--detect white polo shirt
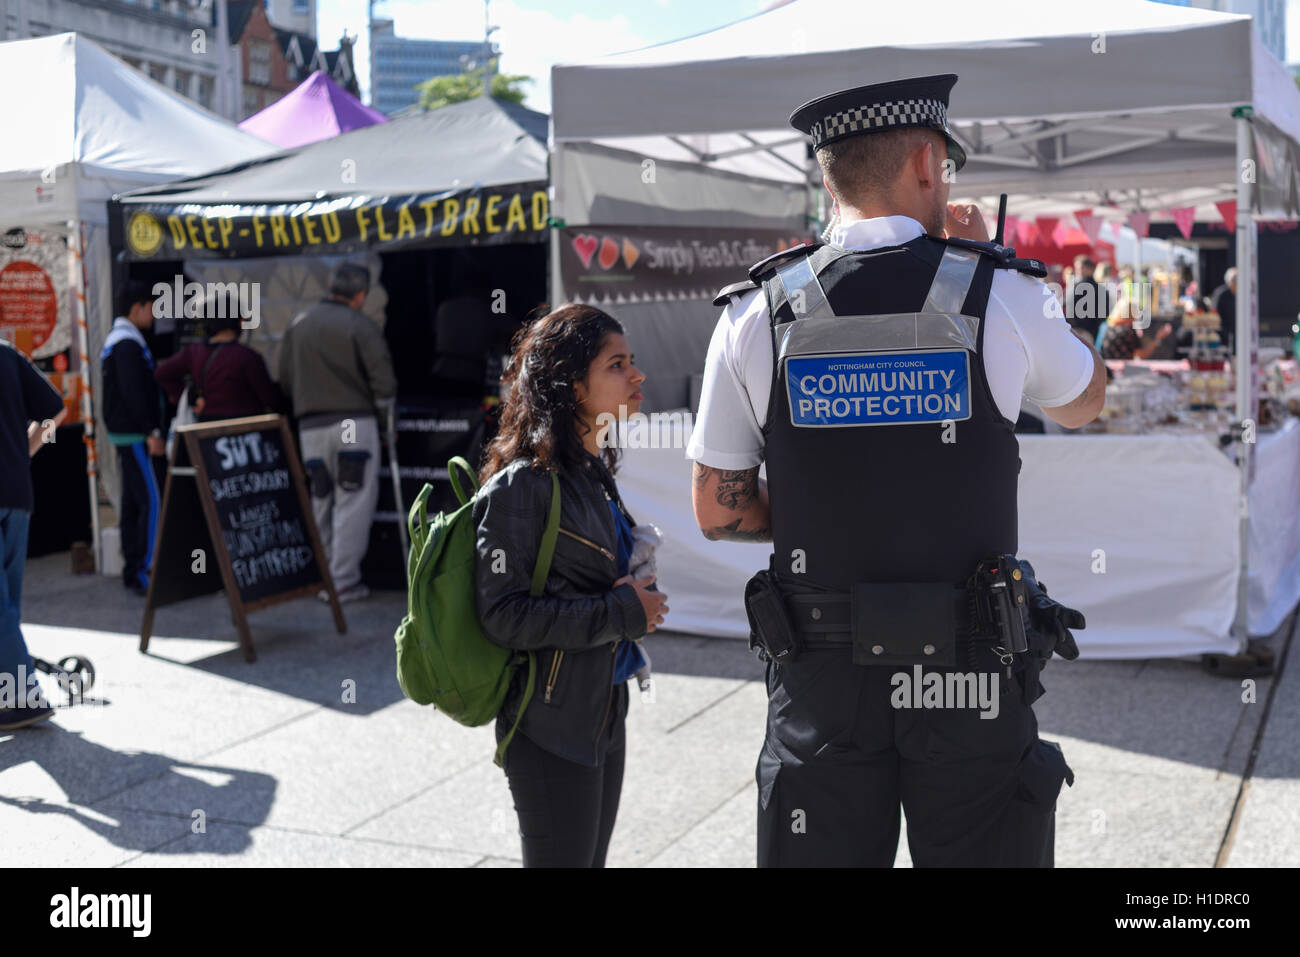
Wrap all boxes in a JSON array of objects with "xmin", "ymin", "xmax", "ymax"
[{"xmin": 685, "ymin": 215, "xmax": 1095, "ymax": 470}]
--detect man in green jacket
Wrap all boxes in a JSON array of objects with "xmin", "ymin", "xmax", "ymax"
[{"xmin": 279, "ymin": 263, "xmax": 396, "ymax": 602}]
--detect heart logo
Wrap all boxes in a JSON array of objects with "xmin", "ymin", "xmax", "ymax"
[
  {"xmin": 621, "ymin": 238, "xmax": 640, "ymax": 269},
  {"xmin": 572, "ymin": 234, "xmax": 598, "ymax": 269},
  {"xmin": 597, "ymin": 236, "xmax": 619, "ymax": 270}
]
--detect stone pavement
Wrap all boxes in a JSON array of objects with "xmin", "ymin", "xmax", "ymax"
[{"xmin": 2, "ymin": 552, "xmax": 1296, "ymax": 867}]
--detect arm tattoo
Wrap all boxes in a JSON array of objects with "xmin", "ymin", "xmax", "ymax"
[
  {"xmin": 693, "ymin": 463, "xmax": 770, "ymax": 542},
  {"xmin": 714, "ymin": 467, "xmax": 759, "ymax": 510},
  {"xmin": 703, "ymin": 517, "xmax": 772, "ymax": 543},
  {"xmin": 693, "ymin": 462, "xmax": 758, "ymax": 509}
]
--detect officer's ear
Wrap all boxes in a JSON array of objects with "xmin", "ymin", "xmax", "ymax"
[{"xmin": 912, "ymin": 136, "xmax": 936, "ymax": 189}]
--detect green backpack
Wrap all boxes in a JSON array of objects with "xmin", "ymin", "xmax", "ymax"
[{"xmin": 394, "ymin": 455, "xmax": 560, "ymax": 766}]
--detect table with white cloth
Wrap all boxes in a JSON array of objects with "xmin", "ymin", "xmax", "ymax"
[{"xmin": 615, "ymin": 416, "xmax": 1300, "ymax": 659}]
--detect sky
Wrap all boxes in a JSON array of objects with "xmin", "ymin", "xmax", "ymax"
[
  {"xmin": 318, "ymin": 0, "xmax": 780, "ymax": 110},
  {"xmin": 318, "ymin": 0, "xmax": 1300, "ymax": 112}
]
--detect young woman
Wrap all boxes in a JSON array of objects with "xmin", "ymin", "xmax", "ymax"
[{"xmin": 472, "ymin": 303, "xmax": 669, "ymax": 868}]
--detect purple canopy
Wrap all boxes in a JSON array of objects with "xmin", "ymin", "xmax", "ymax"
[{"xmin": 239, "ymin": 71, "xmax": 387, "ymax": 148}]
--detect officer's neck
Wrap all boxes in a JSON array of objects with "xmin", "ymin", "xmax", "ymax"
[{"xmin": 838, "ymin": 195, "xmax": 934, "ymax": 234}]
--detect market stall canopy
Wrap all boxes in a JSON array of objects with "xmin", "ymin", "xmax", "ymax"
[
  {"xmin": 551, "ymin": 0, "xmax": 1300, "ymax": 220},
  {"xmin": 0, "ymin": 32, "xmax": 276, "ymax": 229},
  {"xmin": 112, "ymin": 95, "xmax": 551, "ymax": 259},
  {"xmin": 239, "ymin": 70, "xmax": 388, "ymax": 149}
]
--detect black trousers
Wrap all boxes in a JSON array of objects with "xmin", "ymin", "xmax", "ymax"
[
  {"xmin": 757, "ymin": 642, "xmax": 1071, "ymax": 867},
  {"xmin": 501, "ymin": 711, "xmax": 626, "ymax": 868},
  {"xmin": 116, "ymin": 443, "xmax": 164, "ymax": 590}
]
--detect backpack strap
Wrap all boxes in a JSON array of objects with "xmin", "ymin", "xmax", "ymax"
[
  {"xmin": 447, "ymin": 456, "xmax": 480, "ymax": 506},
  {"xmin": 196, "ymin": 342, "xmax": 228, "ymax": 399},
  {"xmin": 529, "ymin": 470, "xmax": 561, "ymax": 596},
  {"xmin": 407, "ymin": 483, "xmax": 432, "ymax": 543},
  {"xmin": 495, "ymin": 470, "xmax": 561, "ymax": 767}
]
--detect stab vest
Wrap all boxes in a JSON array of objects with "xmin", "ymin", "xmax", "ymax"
[{"xmin": 735, "ymin": 236, "xmax": 1041, "ymax": 591}]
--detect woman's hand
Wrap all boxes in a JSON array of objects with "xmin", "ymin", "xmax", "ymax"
[{"xmin": 614, "ymin": 574, "xmax": 669, "ymax": 633}]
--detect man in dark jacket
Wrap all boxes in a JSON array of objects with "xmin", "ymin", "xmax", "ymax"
[
  {"xmin": 1209, "ymin": 268, "xmax": 1237, "ymax": 353},
  {"xmin": 1067, "ymin": 256, "xmax": 1109, "ymax": 343},
  {"xmin": 0, "ymin": 340, "xmax": 67, "ymax": 730},
  {"xmin": 101, "ymin": 279, "xmax": 166, "ymax": 595}
]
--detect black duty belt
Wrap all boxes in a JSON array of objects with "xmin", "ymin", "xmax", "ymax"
[{"xmin": 782, "ymin": 583, "xmax": 993, "ymax": 667}]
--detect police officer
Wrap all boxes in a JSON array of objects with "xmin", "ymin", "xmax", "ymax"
[{"xmin": 686, "ymin": 74, "xmax": 1104, "ymax": 867}]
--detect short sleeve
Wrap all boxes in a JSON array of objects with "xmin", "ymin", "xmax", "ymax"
[
  {"xmin": 685, "ymin": 290, "xmax": 769, "ymax": 470},
  {"xmin": 995, "ymin": 272, "xmax": 1094, "ymax": 409}
]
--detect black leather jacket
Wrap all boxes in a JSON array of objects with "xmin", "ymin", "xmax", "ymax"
[{"xmin": 473, "ymin": 450, "xmax": 648, "ymax": 767}]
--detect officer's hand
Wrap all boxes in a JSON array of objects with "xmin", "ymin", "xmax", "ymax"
[
  {"xmin": 147, "ymin": 435, "xmax": 166, "ymax": 457},
  {"xmin": 944, "ymin": 203, "xmax": 990, "ymax": 242},
  {"xmin": 615, "ymin": 574, "xmax": 669, "ymax": 633}
]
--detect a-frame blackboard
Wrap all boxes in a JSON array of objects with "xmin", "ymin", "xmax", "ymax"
[{"xmin": 140, "ymin": 414, "xmax": 345, "ymax": 661}]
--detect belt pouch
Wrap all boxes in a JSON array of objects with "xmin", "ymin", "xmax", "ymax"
[
  {"xmin": 744, "ymin": 570, "xmax": 800, "ymax": 662},
  {"xmin": 850, "ymin": 582, "xmax": 957, "ymax": 667}
]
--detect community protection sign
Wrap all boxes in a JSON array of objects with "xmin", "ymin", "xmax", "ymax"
[
  {"xmin": 110, "ymin": 181, "xmax": 548, "ymax": 261},
  {"xmin": 786, "ymin": 349, "xmax": 972, "ymax": 427}
]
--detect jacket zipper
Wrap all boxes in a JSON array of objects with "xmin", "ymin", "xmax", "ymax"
[
  {"xmin": 559, "ymin": 526, "xmax": 614, "ymax": 561},
  {"xmin": 594, "ymin": 642, "xmax": 617, "ymax": 763},
  {"xmin": 544, "ymin": 649, "xmax": 565, "ymax": 704}
]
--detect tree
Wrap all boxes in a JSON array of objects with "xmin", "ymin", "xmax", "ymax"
[{"xmin": 416, "ymin": 58, "xmax": 531, "ymax": 111}]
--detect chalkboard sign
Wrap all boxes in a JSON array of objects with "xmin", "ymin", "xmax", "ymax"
[{"xmin": 140, "ymin": 415, "xmax": 344, "ymax": 661}]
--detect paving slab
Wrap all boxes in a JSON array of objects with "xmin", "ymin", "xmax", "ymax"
[
  {"xmin": 347, "ymin": 757, "xmax": 522, "ymax": 859},
  {"xmin": 1222, "ymin": 620, "xmax": 1300, "ymax": 868},
  {"xmin": 96, "ymin": 701, "xmax": 492, "ymax": 834},
  {"xmin": 0, "ymin": 797, "xmax": 193, "ymax": 867},
  {"xmin": 607, "ymin": 680, "xmax": 768, "ymax": 867},
  {"xmin": 119, "ymin": 821, "xmax": 484, "ymax": 867}
]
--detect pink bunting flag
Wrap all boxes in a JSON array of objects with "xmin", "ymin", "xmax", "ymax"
[
  {"xmin": 1075, "ymin": 209, "xmax": 1103, "ymax": 244},
  {"xmin": 1170, "ymin": 207, "xmax": 1196, "ymax": 239},
  {"xmin": 1125, "ymin": 211, "xmax": 1151, "ymax": 237},
  {"xmin": 1035, "ymin": 217, "xmax": 1059, "ymax": 247},
  {"xmin": 1215, "ymin": 200, "xmax": 1237, "ymax": 233}
]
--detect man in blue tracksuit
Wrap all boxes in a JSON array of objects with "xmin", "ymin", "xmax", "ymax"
[{"xmin": 101, "ymin": 280, "xmax": 166, "ymax": 595}]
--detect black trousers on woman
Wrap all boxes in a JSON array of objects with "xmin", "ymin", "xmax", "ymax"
[{"xmin": 501, "ymin": 706, "xmax": 626, "ymax": 868}]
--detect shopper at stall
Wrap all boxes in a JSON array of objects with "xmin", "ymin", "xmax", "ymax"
[
  {"xmin": 154, "ymin": 312, "xmax": 282, "ymax": 422},
  {"xmin": 473, "ymin": 303, "xmax": 667, "ymax": 868},
  {"xmin": 278, "ymin": 262, "xmax": 395, "ymax": 603},
  {"xmin": 0, "ymin": 340, "xmax": 67, "ymax": 730},
  {"xmin": 1209, "ymin": 268, "xmax": 1237, "ymax": 352},
  {"xmin": 1067, "ymin": 256, "xmax": 1110, "ymax": 342},
  {"xmin": 101, "ymin": 279, "xmax": 166, "ymax": 596},
  {"xmin": 1098, "ymin": 293, "xmax": 1173, "ymax": 360}
]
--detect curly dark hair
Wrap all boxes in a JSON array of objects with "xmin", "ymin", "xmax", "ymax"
[{"xmin": 479, "ymin": 303, "xmax": 624, "ymax": 483}]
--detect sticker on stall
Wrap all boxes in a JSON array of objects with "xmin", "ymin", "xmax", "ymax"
[{"xmin": 785, "ymin": 349, "xmax": 972, "ymax": 427}]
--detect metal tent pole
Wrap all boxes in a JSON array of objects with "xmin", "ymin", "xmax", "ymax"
[
  {"xmin": 549, "ymin": 141, "xmax": 564, "ymax": 305},
  {"xmin": 69, "ymin": 219, "xmax": 102, "ymax": 571},
  {"xmin": 1231, "ymin": 108, "xmax": 1256, "ymax": 652}
]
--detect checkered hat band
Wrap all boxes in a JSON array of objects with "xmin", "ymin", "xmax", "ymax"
[{"xmin": 812, "ymin": 98, "xmax": 947, "ymax": 146}]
